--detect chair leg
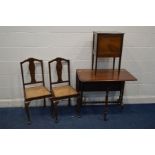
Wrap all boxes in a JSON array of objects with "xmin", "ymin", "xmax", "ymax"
[
  {"xmin": 24, "ymin": 102, "xmax": 31, "ymax": 124},
  {"xmin": 50, "ymin": 99, "xmax": 54, "ymax": 118},
  {"xmin": 43, "ymin": 98, "xmax": 46, "ymax": 107},
  {"xmin": 54, "ymin": 101, "xmax": 59, "ymax": 123},
  {"xmin": 68, "ymin": 98, "xmax": 71, "ymax": 106},
  {"xmin": 76, "ymin": 95, "xmax": 82, "ymax": 118}
]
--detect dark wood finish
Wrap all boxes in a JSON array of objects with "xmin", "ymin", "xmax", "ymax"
[
  {"xmin": 48, "ymin": 57, "xmax": 70, "ymax": 88},
  {"xmin": 76, "ymin": 69, "xmax": 137, "ymax": 120},
  {"xmin": 77, "ymin": 69, "xmax": 136, "ymax": 82},
  {"xmin": 25, "ymin": 102, "xmax": 31, "ymax": 124},
  {"xmin": 56, "ymin": 58, "xmax": 63, "ymax": 82},
  {"xmin": 92, "ymin": 32, "xmax": 124, "ymax": 71},
  {"xmin": 104, "ymin": 91, "xmax": 109, "ymax": 121},
  {"xmin": 97, "ymin": 33, "xmax": 123, "ymax": 57},
  {"xmin": 20, "ymin": 58, "xmax": 51, "ymax": 124},
  {"xmin": 29, "ymin": 58, "xmax": 36, "ymax": 83},
  {"xmin": 48, "ymin": 57, "xmax": 80, "ymax": 122}
]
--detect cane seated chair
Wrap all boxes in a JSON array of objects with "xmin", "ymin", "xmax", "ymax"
[
  {"xmin": 20, "ymin": 58, "xmax": 51, "ymax": 124},
  {"xmin": 48, "ymin": 57, "xmax": 80, "ymax": 122}
]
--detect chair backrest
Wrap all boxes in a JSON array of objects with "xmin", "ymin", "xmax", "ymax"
[
  {"xmin": 92, "ymin": 32, "xmax": 124, "ymax": 71},
  {"xmin": 20, "ymin": 58, "xmax": 45, "ymax": 97},
  {"xmin": 48, "ymin": 57, "xmax": 70, "ymax": 90}
]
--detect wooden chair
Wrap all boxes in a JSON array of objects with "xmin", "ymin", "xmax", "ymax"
[
  {"xmin": 48, "ymin": 57, "xmax": 80, "ymax": 122},
  {"xmin": 20, "ymin": 58, "xmax": 51, "ymax": 124}
]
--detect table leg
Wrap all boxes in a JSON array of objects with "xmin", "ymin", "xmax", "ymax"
[
  {"xmin": 76, "ymin": 91, "xmax": 83, "ymax": 117},
  {"xmin": 119, "ymin": 82, "xmax": 125, "ymax": 109},
  {"xmin": 104, "ymin": 90, "xmax": 109, "ymax": 121}
]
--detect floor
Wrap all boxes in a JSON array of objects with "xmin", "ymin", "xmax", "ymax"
[{"xmin": 0, "ymin": 104, "xmax": 155, "ymax": 129}]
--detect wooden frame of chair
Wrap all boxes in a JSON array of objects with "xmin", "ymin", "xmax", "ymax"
[
  {"xmin": 20, "ymin": 57, "xmax": 51, "ymax": 124},
  {"xmin": 48, "ymin": 57, "xmax": 80, "ymax": 122}
]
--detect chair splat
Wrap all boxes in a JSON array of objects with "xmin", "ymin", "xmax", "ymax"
[
  {"xmin": 29, "ymin": 58, "xmax": 36, "ymax": 84},
  {"xmin": 56, "ymin": 58, "xmax": 63, "ymax": 83}
]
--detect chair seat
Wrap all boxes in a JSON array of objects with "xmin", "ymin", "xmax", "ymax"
[
  {"xmin": 25, "ymin": 86, "xmax": 51, "ymax": 100},
  {"xmin": 52, "ymin": 85, "xmax": 78, "ymax": 98}
]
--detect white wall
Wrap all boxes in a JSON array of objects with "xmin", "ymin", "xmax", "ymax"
[{"xmin": 0, "ymin": 26, "xmax": 155, "ymax": 107}]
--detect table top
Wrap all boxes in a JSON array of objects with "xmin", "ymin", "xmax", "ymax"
[{"xmin": 76, "ymin": 69, "xmax": 137, "ymax": 82}]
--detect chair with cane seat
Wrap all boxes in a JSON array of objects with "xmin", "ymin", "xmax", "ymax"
[
  {"xmin": 48, "ymin": 57, "xmax": 80, "ymax": 122},
  {"xmin": 20, "ymin": 58, "xmax": 51, "ymax": 124}
]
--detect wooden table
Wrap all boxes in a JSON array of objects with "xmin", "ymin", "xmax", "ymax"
[{"xmin": 76, "ymin": 69, "xmax": 137, "ymax": 120}]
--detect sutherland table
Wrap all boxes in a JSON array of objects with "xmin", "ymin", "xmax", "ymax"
[{"xmin": 76, "ymin": 69, "xmax": 137, "ymax": 120}]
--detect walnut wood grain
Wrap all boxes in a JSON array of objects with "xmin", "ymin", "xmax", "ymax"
[
  {"xmin": 92, "ymin": 32, "xmax": 124, "ymax": 70},
  {"xmin": 97, "ymin": 33, "xmax": 123, "ymax": 57},
  {"xmin": 77, "ymin": 69, "xmax": 137, "ymax": 82},
  {"xmin": 76, "ymin": 69, "xmax": 137, "ymax": 120}
]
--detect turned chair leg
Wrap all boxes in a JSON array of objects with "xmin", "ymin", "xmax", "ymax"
[
  {"xmin": 24, "ymin": 102, "xmax": 31, "ymax": 124},
  {"xmin": 76, "ymin": 95, "xmax": 82, "ymax": 118},
  {"xmin": 54, "ymin": 101, "xmax": 59, "ymax": 123},
  {"xmin": 117, "ymin": 89, "xmax": 124, "ymax": 111},
  {"xmin": 50, "ymin": 99, "xmax": 54, "ymax": 118},
  {"xmin": 104, "ymin": 91, "xmax": 109, "ymax": 121}
]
